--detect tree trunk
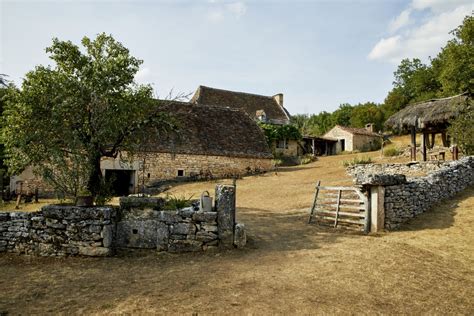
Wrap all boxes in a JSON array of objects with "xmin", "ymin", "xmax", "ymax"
[{"xmin": 87, "ymin": 152, "xmax": 103, "ymax": 197}]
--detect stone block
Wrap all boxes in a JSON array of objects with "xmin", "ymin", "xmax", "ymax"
[
  {"xmin": 168, "ymin": 240, "xmax": 202, "ymax": 252},
  {"xmin": 78, "ymin": 246, "xmax": 111, "ymax": 257},
  {"xmin": 177, "ymin": 207, "xmax": 195, "ymax": 218},
  {"xmin": 158, "ymin": 211, "xmax": 181, "ymax": 224},
  {"xmin": 195, "ymin": 231, "xmax": 218, "ymax": 242},
  {"xmin": 192, "ymin": 211, "xmax": 217, "ymax": 222},
  {"xmin": 170, "ymin": 223, "xmax": 196, "ymax": 235},
  {"xmin": 156, "ymin": 222, "xmax": 169, "ymax": 251},
  {"xmin": 115, "ymin": 220, "xmax": 159, "ymax": 249},
  {"xmin": 101, "ymin": 225, "xmax": 114, "ymax": 248},
  {"xmin": 233, "ymin": 223, "xmax": 246, "ymax": 248},
  {"xmin": 215, "ymin": 185, "xmax": 236, "ymax": 249}
]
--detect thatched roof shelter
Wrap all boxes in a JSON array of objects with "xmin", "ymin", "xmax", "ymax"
[{"xmin": 385, "ymin": 92, "xmax": 472, "ymax": 132}]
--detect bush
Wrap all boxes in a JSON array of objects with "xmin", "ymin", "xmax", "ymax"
[
  {"xmin": 448, "ymin": 103, "xmax": 474, "ymax": 155},
  {"xmin": 163, "ymin": 193, "xmax": 194, "ymax": 210},
  {"xmin": 383, "ymin": 147, "xmax": 401, "ymax": 157},
  {"xmin": 300, "ymin": 154, "xmax": 317, "ymax": 165},
  {"xmin": 342, "ymin": 156, "xmax": 373, "ymax": 167}
]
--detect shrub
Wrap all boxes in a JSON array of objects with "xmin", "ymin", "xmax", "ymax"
[
  {"xmin": 383, "ymin": 147, "xmax": 401, "ymax": 157},
  {"xmin": 300, "ymin": 154, "xmax": 317, "ymax": 165},
  {"xmin": 163, "ymin": 193, "xmax": 194, "ymax": 210},
  {"xmin": 342, "ymin": 156, "xmax": 373, "ymax": 167}
]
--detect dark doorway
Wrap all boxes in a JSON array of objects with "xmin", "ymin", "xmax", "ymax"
[
  {"xmin": 340, "ymin": 139, "xmax": 345, "ymax": 152},
  {"xmin": 105, "ymin": 170, "xmax": 134, "ymax": 196}
]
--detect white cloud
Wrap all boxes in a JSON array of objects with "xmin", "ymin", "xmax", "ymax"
[
  {"xmin": 389, "ymin": 9, "xmax": 412, "ymax": 33},
  {"xmin": 368, "ymin": 2, "xmax": 473, "ymax": 63},
  {"xmin": 206, "ymin": 1, "xmax": 247, "ymax": 23}
]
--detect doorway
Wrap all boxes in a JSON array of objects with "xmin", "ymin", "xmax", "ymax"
[
  {"xmin": 340, "ymin": 139, "xmax": 345, "ymax": 152},
  {"xmin": 105, "ymin": 170, "xmax": 134, "ymax": 196}
]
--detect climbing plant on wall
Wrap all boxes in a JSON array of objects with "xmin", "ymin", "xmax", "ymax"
[{"xmin": 258, "ymin": 123, "xmax": 302, "ymax": 146}]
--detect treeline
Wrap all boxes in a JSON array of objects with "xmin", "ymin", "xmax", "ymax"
[{"xmin": 292, "ymin": 15, "xmax": 473, "ymax": 136}]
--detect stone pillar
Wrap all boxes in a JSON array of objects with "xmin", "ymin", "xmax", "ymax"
[
  {"xmin": 370, "ymin": 186, "xmax": 385, "ymax": 233},
  {"xmin": 215, "ymin": 185, "xmax": 236, "ymax": 249}
]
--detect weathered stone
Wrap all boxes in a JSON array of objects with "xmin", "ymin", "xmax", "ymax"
[
  {"xmin": 168, "ymin": 240, "xmax": 202, "ymax": 252},
  {"xmin": 233, "ymin": 223, "xmax": 246, "ymax": 248},
  {"xmin": 115, "ymin": 220, "xmax": 158, "ymax": 249},
  {"xmin": 201, "ymin": 224, "xmax": 218, "ymax": 233},
  {"xmin": 192, "ymin": 211, "xmax": 217, "ymax": 222},
  {"xmin": 78, "ymin": 246, "xmax": 110, "ymax": 257},
  {"xmin": 158, "ymin": 211, "xmax": 181, "ymax": 224},
  {"xmin": 195, "ymin": 231, "xmax": 218, "ymax": 242},
  {"xmin": 156, "ymin": 222, "xmax": 169, "ymax": 251},
  {"xmin": 177, "ymin": 207, "xmax": 195, "ymax": 218},
  {"xmin": 215, "ymin": 185, "xmax": 236, "ymax": 249},
  {"xmin": 170, "ymin": 223, "xmax": 196, "ymax": 235},
  {"xmin": 101, "ymin": 225, "xmax": 113, "ymax": 248}
]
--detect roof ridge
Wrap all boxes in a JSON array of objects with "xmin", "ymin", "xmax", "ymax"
[
  {"xmin": 199, "ymin": 85, "xmax": 276, "ymax": 100},
  {"xmin": 409, "ymin": 92, "xmax": 470, "ymax": 107}
]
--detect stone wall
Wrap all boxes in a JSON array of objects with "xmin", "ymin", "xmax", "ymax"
[
  {"xmin": 0, "ymin": 206, "xmax": 115, "ymax": 256},
  {"xmin": 324, "ymin": 127, "xmax": 353, "ymax": 152},
  {"xmin": 352, "ymin": 157, "xmax": 474, "ymax": 231},
  {"xmin": 141, "ymin": 153, "xmax": 273, "ymax": 186},
  {"xmin": 348, "ymin": 160, "xmax": 448, "ymax": 180},
  {"xmin": 0, "ymin": 185, "xmax": 246, "ymax": 257}
]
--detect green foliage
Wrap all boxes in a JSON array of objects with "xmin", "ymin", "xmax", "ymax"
[
  {"xmin": 258, "ymin": 123, "xmax": 302, "ymax": 145},
  {"xmin": 350, "ymin": 102, "xmax": 384, "ymax": 132},
  {"xmin": 342, "ymin": 156, "xmax": 373, "ymax": 167},
  {"xmin": 163, "ymin": 193, "xmax": 194, "ymax": 210},
  {"xmin": 1, "ymin": 33, "xmax": 176, "ymax": 198},
  {"xmin": 383, "ymin": 147, "xmax": 402, "ymax": 157},
  {"xmin": 447, "ymin": 103, "xmax": 474, "ymax": 155},
  {"xmin": 300, "ymin": 154, "xmax": 317, "ymax": 165},
  {"xmin": 332, "ymin": 104, "xmax": 353, "ymax": 127}
]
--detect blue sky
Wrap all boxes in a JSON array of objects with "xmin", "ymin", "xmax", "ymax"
[{"xmin": 0, "ymin": 0, "xmax": 472, "ymax": 114}]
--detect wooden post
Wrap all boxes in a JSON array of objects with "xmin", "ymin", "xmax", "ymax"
[
  {"xmin": 422, "ymin": 132, "xmax": 428, "ymax": 161},
  {"xmin": 452, "ymin": 146, "xmax": 459, "ymax": 160},
  {"xmin": 308, "ymin": 181, "xmax": 321, "ymax": 224},
  {"xmin": 441, "ymin": 131, "xmax": 449, "ymax": 147},
  {"xmin": 410, "ymin": 127, "xmax": 417, "ymax": 161},
  {"xmin": 430, "ymin": 133, "xmax": 436, "ymax": 149},
  {"xmin": 312, "ymin": 139, "xmax": 315, "ymax": 156},
  {"xmin": 370, "ymin": 186, "xmax": 385, "ymax": 233}
]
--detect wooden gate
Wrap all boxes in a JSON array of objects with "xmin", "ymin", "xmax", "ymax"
[{"xmin": 308, "ymin": 181, "xmax": 370, "ymax": 233}]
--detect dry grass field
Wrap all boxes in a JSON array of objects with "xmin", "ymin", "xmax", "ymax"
[{"xmin": 1, "ymin": 147, "xmax": 473, "ymax": 314}]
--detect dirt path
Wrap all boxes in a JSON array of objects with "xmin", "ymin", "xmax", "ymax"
[{"xmin": 1, "ymin": 184, "xmax": 473, "ymax": 314}]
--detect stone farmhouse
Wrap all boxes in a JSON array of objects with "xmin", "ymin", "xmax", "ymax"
[
  {"xmin": 191, "ymin": 85, "xmax": 300, "ymax": 157},
  {"xmin": 11, "ymin": 101, "xmax": 273, "ymax": 196},
  {"xmin": 323, "ymin": 124, "xmax": 381, "ymax": 153}
]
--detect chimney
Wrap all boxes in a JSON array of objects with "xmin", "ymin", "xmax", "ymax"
[
  {"xmin": 365, "ymin": 123, "xmax": 374, "ymax": 133},
  {"xmin": 273, "ymin": 93, "xmax": 284, "ymax": 107}
]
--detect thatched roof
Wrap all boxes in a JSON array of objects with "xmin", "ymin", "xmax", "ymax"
[
  {"xmin": 191, "ymin": 85, "xmax": 290, "ymax": 124},
  {"xmin": 385, "ymin": 92, "xmax": 472, "ymax": 132},
  {"xmin": 142, "ymin": 102, "xmax": 273, "ymax": 159}
]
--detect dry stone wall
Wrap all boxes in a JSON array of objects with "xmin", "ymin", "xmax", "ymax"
[
  {"xmin": 351, "ymin": 157, "xmax": 474, "ymax": 230},
  {"xmin": 0, "ymin": 185, "xmax": 246, "ymax": 257}
]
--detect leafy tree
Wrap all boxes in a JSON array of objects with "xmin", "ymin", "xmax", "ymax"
[
  {"xmin": 350, "ymin": 102, "xmax": 384, "ymax": 132},
  {"xmin": 258, "ymin": 123, "xmax": 302, "ymax": 146},
  {"xmin": 447, "ymin": 101, "xmax": 474, "ymax": 155},
  {"xmin": 2, "ymin": 33, "xmax": 177, "ymax": 198},
  {"xmin": 434, "ymin": 15, "xmax": 474, "ymax": 95},
  {"xmin": 331, "ymin": 103, "xmax": 353, "ymax": 127}
]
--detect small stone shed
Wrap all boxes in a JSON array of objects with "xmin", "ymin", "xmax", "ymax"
[
  {"xmin": 385, "ymin": 92, "xmax": 471, "ymax": 161},
  {"xmin": 323, "ymin": 124, "xmax": 381, "ymax": 153},
  {"xmin": 191, "ymin": 85, "xmax": 299, "ymax": 157}
]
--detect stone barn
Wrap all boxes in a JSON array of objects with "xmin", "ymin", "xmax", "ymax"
[
  {"xmin": 191, "ymin": 85, "xmax": 300, "ymax": 157},
  {"xmin": 323, "ymin": 124, "xmax": 381, "ymax": 153},
  {"xmin": 11, "ymin": 101, "xmax": 274, "ymax": 196}
]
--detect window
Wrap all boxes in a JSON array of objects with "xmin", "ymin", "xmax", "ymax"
[
  {"xmin": 277, "ymin": 139, "xmax": 288, "ymax": 149},
  {"xmin": 177, "ymin": 169, "xmax": 185, "ymax": 177}
]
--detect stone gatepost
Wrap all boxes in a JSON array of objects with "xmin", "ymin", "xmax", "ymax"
[
  {"xmin": 354, "ymin": 173, "xmax": 407, "ymax": 233},
  {"xmin": 215, "ymin": 185, "xmax": 236, "ymax": 249}
]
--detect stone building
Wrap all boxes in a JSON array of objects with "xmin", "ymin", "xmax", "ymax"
[
  {"xmin": 11, "ymin": 102, "xmax": 273, "ymax": 196},
  {"xmin": 191, "ymin": 85, "xmax": 300, "ymax": 157},
  {"xmin": 323, "ymin": 124, "xmax": 381, "ymax": 153}
]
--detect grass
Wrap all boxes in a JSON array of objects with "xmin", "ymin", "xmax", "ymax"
[{"xmin": 0, "ymin": 142, "xmax": 473, "ymax": 314}]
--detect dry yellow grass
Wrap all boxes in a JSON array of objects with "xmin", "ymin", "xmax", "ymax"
[{"xmin": 1, "ymin": 146, "xmax": 473, "ymax": 314}]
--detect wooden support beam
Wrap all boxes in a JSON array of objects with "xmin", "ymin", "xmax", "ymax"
[
  {"xmin": 410, "ymin": 127, "xmax": 417, "ymax": 161},
  {"xmin": 441, "ymin": 131, "xmax": 449, "ymax": 147},
  {"xmin": 430, "ymin": 133, "xmax": 436, "ymax": 149},
  {"xmin": 421, "ymin": 132, "xmax": 427, "ymax": 162}
]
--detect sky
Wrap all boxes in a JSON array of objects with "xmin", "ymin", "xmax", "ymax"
[{"xmin": 0, "ymin": 0, "xmax": 472, "ymax": 115}]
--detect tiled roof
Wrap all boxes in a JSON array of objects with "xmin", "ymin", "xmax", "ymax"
[{"xmin": 190, "ymin": 85, "xmax": 290, "ymax": 123}]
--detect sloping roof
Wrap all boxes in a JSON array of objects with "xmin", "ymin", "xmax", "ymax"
[
  {"xmin": 140, "ymin": 101, "xmax": 273, "ymax": 159},
  {"xmin": 385, "ymin": 92, "xmax": 471, "ymax": 131},
  {"xmin": 303, "ymin": 135, "xmax": 338, "ymax": 142},
  {"xmin": 191, "ymin": 85, "xmax": 290, "ymax": 123},
  {"xmin": 331, "ymin": 125, "xmax": 381, "ymax": 137}
]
